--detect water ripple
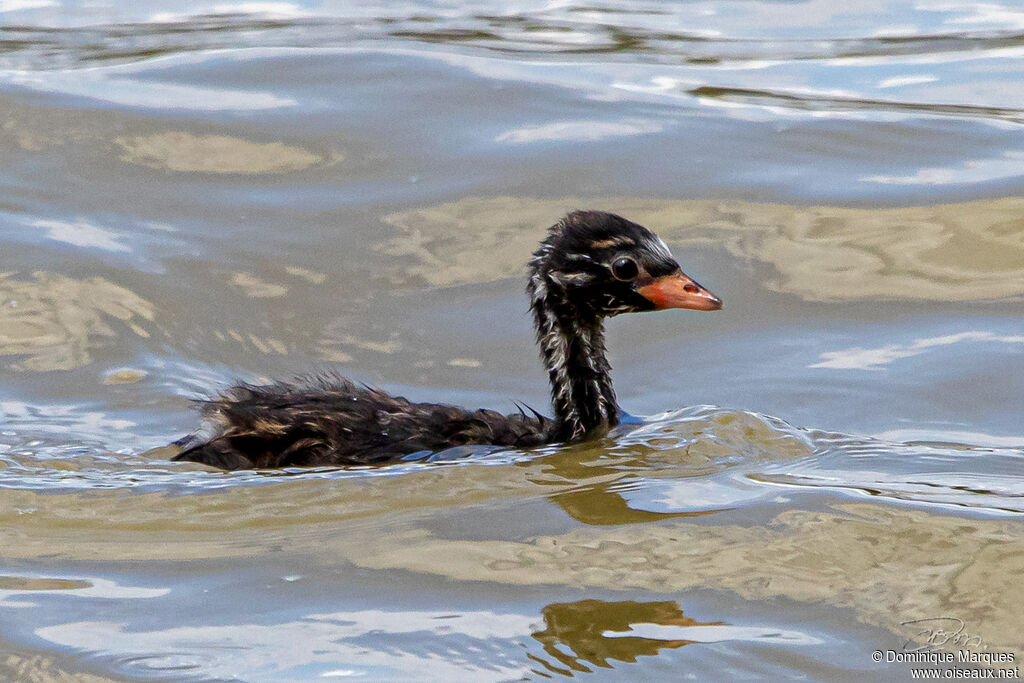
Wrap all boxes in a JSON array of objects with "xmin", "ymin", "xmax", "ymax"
[
  {"xmin": 2, "ymin": 7, "xmax": 1021, "ymax": 130},
  {"xmin": 752, "ymin": 433, "xmax": 1024, "ymax": 515},
  {"xmin": 1, "ymin": 403, "xmax": 1020, "ymax": 519},
  {"xmin": 690, "ymin": 84, "xmax": 1024, "ymax": 125},
  {"xmin": 2, "ymin": 10, "xmax": 1023, "ymax": 69}
]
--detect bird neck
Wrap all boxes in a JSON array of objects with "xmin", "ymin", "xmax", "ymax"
[{"xmin": 531, "ymin": 291, "xmax": 619, "ymax": 442}]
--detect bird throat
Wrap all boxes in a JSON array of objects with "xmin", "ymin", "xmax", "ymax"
[{"xmin": 532, "ymin": 296, "xmax": 619, "ymax": 442}]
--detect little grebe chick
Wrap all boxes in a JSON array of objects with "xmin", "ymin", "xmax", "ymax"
[{"xmin": 173, "ymin": 210, "xmax": 721, "ymax": 469}]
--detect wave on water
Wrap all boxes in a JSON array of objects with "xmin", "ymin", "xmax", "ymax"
[
  {"xmin": 0, "ymin": 400, "xmax": 1020, "ymax": 519},
  {"xmin": 2, "ymin": 5, "xmax": 1024, "ymax": 70},
  {"xmin": 1, "ymin": 3, "xmax": 1023, "ymax": 128}
]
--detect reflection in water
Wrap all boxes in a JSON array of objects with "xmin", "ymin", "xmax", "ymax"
[
  {"xmin": 522, "ymin": 407, "xmax": 812, "ymax": 524},
  {"xmin": 2, "ymin": 6, "xmax": 1023, "ymax": 69},
  {"xmin": 495, "ymin": 118, "xmax": 664, "ymax": 144},
  {"xmin": 753, "ymin": 434, "xmax": 1024, "ymax": 513},
  {"xmin": 690, "ymin": 85, "xmax": 1024, "ymax": 126},
  {"xmin": 0, "ymin": 272, "xmax": 154, "ymax": 371},
  {"xmin": 34, "ymin": 608, "xmax": 540, "ymax": 681},
  {"xmin": 29, "ymin": 218, "xmax": 131, "ymax": 253},
  {"xmin": 18, "ymin": 587, "xmax": 825, "ymax": 681},
  {"xmin": 0, "ymin": 651, "xmax": 109, "ymax": 683},
  {"xmin": 863, "ymin": 151, "xmax": 1024, "ymax": 185},
  {"xmin": 529, "ymin": 600, "xmax": 715, "ymax": 675},
  {"xmin": 0, "ymin": 0, "xmax": 1022, "ymax": 679},
  {"xmin": 379, "ymin": 197, "xmax": 1024, "ymax": 301},
  {"xmin": 116, "ymin": 132, "xmax": 326, "ymax": 174},
  {"xmin": 547, "ymin": 482, "xmax": 718, "ymax": 526},
  {"xmin": 0, "ymin": 400, "xmax": 136, "ymax": 442},
  {"xmin": 0, "ymin": 577, "xmax": 91, "ymax": 592},
  {"xmin": 149, "ymin": 4, "xmax": 311, "ymax": 23},
  {"xmin": 348, "ymin": 500, "xmax": 1024, "ymax": 660},
  {"xmin": 525, "ymin": 443, "xmax": 696, "ymax": 526},
  {"xmin": 8, "ymin": 71, "xmax": 296, "ymax": 111},
  {"xmin": 227, "ymin": 271, "xmax": 289, "ymax": 298},
  {"xmin": 101, "ymin": 368, "xmax": 147, "ymax": 385},
  {"xmin": 2, "ymin": 411, "xmax": 1023, "ymax": 670},
  {"xmin": 28, "ymin": 593, "xmax": 794, "ymax": 680},
  {"xmin": 812, "ymin": 330, "xmax": 1024, "ymax": 370},
  {"xmin": 0, "ymin": 573, "xmax": 167, "ymax": 608},
  {"xmin": 875, "ymin": 429, "xmax": 1024, "ymax": 449}
]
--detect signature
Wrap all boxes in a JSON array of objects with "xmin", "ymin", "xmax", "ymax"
[{"xmin": 901, "ymin": 617, "xmax": 986, "ymax": 652}]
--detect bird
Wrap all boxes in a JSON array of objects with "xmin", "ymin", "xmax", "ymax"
[{"xmin": 172, "ymin": 210, "xmax": 722, "ymax": 469}]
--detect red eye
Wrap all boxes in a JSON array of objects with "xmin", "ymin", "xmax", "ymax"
[{"xmin": 611, "ymin": 257, "xmax": 639, "ymax": 281}]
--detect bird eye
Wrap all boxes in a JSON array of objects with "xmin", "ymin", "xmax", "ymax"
[{"xmin": 611, "ymin": 257, "xmax": 639, "ymax": 281}]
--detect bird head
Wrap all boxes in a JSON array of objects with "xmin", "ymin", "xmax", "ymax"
[{"xmin": 528, "ymin": 210, "xmax": 722, "ymax": 320}]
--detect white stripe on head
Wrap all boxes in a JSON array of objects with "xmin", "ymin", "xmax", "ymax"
[{"xmin": 644, "ymin": 234, "xmax": 674, "ymax": 261}]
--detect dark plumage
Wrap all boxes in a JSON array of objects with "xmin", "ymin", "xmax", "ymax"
[
  {"xmin": 173, "ymin": 211, "xmax": 721, "ymax": 469},
  {"xmin": 173, "ymin": 375, "xmax": 548, "ymax": 469}
]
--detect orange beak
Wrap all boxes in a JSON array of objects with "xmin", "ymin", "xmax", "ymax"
[{"xmin": 636, "ymin": 271, "xmax": 722, "ymax": 311}]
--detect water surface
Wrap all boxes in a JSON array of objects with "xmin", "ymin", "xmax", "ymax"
[{"xmin": 1, "ymin": 0, "xmax": 1023, "ymax": 680}]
